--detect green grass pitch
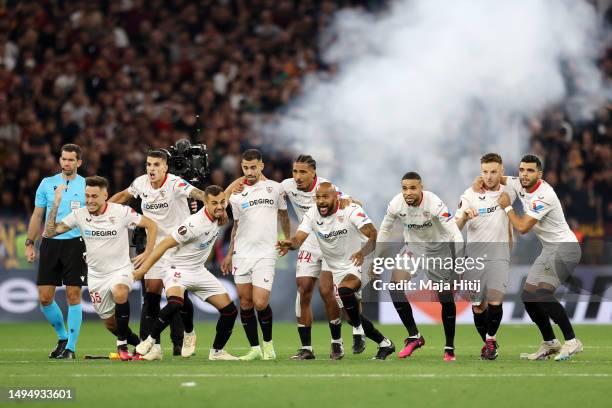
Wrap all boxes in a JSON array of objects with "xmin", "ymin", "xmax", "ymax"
[{"xmin": 1, "ymin": 322, "xmax": 611, "ymax": 408}]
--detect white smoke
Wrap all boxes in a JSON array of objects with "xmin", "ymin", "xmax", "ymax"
[{"xmin": 265, "ymin": 0, "xmax": 607, "ymax": 220}]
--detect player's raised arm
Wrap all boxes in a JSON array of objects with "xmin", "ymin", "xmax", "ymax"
[
  {"xmin": 44, "ymin": 185, "xmax": 73, "ymax": 238},
  {"xmin": 108, "ymin": 188, "xmax": 134, "ymax": 204},
  {"xmin": 133, "ymin": 235, "xmax": 178, "ymax": 280}
]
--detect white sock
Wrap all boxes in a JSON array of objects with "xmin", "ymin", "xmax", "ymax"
[
  {"xmin": 379, "ymin": 338, "xmax": 391, "ymax": 348},
  {"xmin": 409, "ymin": 333, "xmax": 421, "ymax": 339},
  {"xmin": 486, "ymin": 334, "xmax": 496, "ymax": 340},
  {"xmin": 353, "ymin": 325, "xmax": 364, "ymax": 336},
  {"xmin": 116, "ymin": 339, "xmax": 127, "ymax": 346},
  {"xmin": 331, "ymin": 339, "xmax": 343, "ymax": 344},
  {"xmin": 545, "ymin": 339, "xmax": 558, "ymax": 345},
  {"xmin": 302, "ymin": 346, "xmax": 313, "ymax": 351}
]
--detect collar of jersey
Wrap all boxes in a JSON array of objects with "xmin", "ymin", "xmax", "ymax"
[
  {"xmin": 204, "ymin": 208, "xmax": 214, "ymax": 221},
  {"xmin": 150, "ymin": 173, "xmax": 169, "ymax": 190},
  {"xmin": 526, "ymin": 180, "xmax": 542, "ymax": 194}
]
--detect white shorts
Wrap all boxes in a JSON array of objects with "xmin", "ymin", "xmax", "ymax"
[
  {"xmin": 526, "ymin": 244, "xmax": 581, "ymax": 288},
  {"xmin": 144, "ymin": 252, "xmax": 171, "ymax": 280},
  {"xmin": 164, "ymin": 265, "xmax": 227, "ymax": 303},
  {"xmin": 87, "ymin": 267, "xmax": 134, "ymax": 320},
  {"xmin": 295, "ymin": 245, "xmax": 329, "ymax": 279},
  {"xmin": 463, "ymin": 259, "xmax": 510, "ymax": 303},
  {"xmin": 327, "ymin": 266, "xmax": 362, "ymax": 308},
  {"xmin": 232, "ymin": 258, "xmax": 276, "ymax": 291}
]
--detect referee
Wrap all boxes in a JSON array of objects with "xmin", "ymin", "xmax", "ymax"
[{"xmin": 25, "ymin": 144, "xmax": 87, "ymax": 359}]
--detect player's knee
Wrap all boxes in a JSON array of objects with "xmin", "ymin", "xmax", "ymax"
[
  {"xmin": 472, "ymin": 304, "xmax": 486, "ymax": 314},
  {"xmin": 145, "ymin": 279, "xmax": 163, "ymax": 294},
  {"xmin": 239, "ymin": 297, "xmax": 254, "ymax": 310},
  {"xmin": 253, "ymin": 298, "xmax": 269, "ymax": 310},
  {"xmin": 38, "ymin": 292, "xmax": 54, "ymax": 306},
  {"xmin": 66, "ymin": 290, "xmax": 81, "ymax": 305},
  {"xmin": 319, "ymin": 283, "xmax": 333, "ymax": 299},
  {"xmin": 297, "ymin": 286, "xmax": 313, "ymax": 304}
]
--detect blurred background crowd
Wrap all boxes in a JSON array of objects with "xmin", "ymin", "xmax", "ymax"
[{"xmin": 0, "ymin": 0, "xmax": 610, "ymax": 259}]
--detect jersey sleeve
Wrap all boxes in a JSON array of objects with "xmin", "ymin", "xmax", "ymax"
[
  {"xmin": 171, "ymin": 218, "xmax": 197, "ymax": 244},
  {"xmin": 503, "ymin": 185, "xmax": 518, "ymax": 205},
  {"xmin": 60, "ymin": 210, "xmax": 78, "ymax": 229},
  {"xmin": 297, "ymin": 209, "xmax": 314, "ymax": 235},
  {"xmin": 348, "ymin": 205, "xmax": 373, "ymax": 230},
  {"xmin": 126, "ymin": 178, "xmax": 140, "ymax": 198},
  {"xmin": 124, "ymin": 206, "xmax": 143, "ymax": 229},
  {"xmin": 34, "ymin": 179, "xmax": 47, "ymax": 208},
  {"xmin": 525, "ymin": 196, "xmax": 554, "ymax": 220},
  {"xmin": 506, "ymin": 177, "xmax": 522, "ymax": 196},
  {"xmin": 172, "ymin": 178, "xmax": 196, "ymax": 198},
  {"xmin": 230, "ymin": 198, "xmax": 241, "ymax": 221}
]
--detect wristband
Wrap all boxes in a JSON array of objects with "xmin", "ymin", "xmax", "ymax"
[
  {"xmin": 504, "ymin": 206, "xmax": 513, "ymax": 214},
  {"xmin": 25, "ymin": 238, "xmax": 35, "ymax": 247}
]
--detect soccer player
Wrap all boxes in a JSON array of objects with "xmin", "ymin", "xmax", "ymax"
[
  {"xmin": 44, "ymin": 176, "xmax": 158, "ymax": 361},
  {"xmin": 25, "ymin": 144, "xmax": 87, "ymax": 359},
  {"xmin": 277, "ymin": 182, "xmax": 395, "ymax": 360},
  {"xmin": 455, "ymin": 153, "xmax": 515, "ymax": 360},
  {"xmin": 280, "ymin": 154, "xmax": 355, "ymax": 360},
  {"xmin": 376, "ymin": 172, "xmax": 463, "ymax": 361},
  {"xmin": 110, "ymin": 150, "xmax": 239, "ymax": 358},
  {"xmin": 221, "ymin": 149, "xmax": 290, "ymax": 360},
  {"xmin": 496, "ymin": 155, "xmax": 583, "ymax": 361},
  {"xmin": 133, "ymin": 185, "xmax": 239, "ymax": 361}
]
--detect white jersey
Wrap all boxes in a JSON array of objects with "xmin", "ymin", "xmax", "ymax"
[
  {"xmin": 127, "ymin": 173, "xmax": 194, "ymax": 244},
  {"xmin": 506, "ymin": 177, "xmax": 577, "ymax": 244},
  {"xmin": 230, "ymin": 179, "xmax": 287, "ymax": 259},
  {"xmin": 281, "ymin": 176, "xmax": 329, "ymax": 252},
  {"xmin": 170, "ymin": 208, "xmax": 220, "ymax": 268},
  {"xmin": 298, "ymin": 203, "xmax": 372, "ymax": 271},
  {"xmin": 456, "ymin": 185, "xmax": 516, "ymax": 260},
  {"xmin": 62, "ymin": 203, "xmax": 141, "ymax": 277},
  {"xmin": 378, "ymin": 191, "xmax": 463, "ymax": 254}
]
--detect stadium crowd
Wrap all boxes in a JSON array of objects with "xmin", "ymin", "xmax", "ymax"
[{"xmin": 0, "ymin": 0, "xmax": 610, "ymax": 249}]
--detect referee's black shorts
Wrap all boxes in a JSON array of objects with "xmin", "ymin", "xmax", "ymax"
[{"xmin": 37, "ymin": 237, "xmax": 87, "ymax": 287}]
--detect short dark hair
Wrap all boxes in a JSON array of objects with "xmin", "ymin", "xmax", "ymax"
[
  {"xmin": 402, "ymin": 171, "xmax": 422, "ymax": 182},
  {"xmin": 205, "ymin": 185, "xmax": 225, "ymax": 199},
  {"xmin": 520, "ymin": 154, "xmax": 542, "ymax": 171},
  {"xmin": 294, "ymin": 154, "xmax": 316, "ymax": 170},
  {"xmin": 61, "ymin": 144, "xmax": 82, "ymax": 160},
  {"xmin": 86, "ymin": 176, "xmax": 109, "ymax": 190},
  {"xmin": 480, "ymin": 153, "xmax": 503, "ymax": 164},
  {"xmin": 146, "ymin": 149, "xmax": 168, "ymax": 162},
  {"xmin": 242, "ymin": 149, "xmax": 262, "ymax": 162}
]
